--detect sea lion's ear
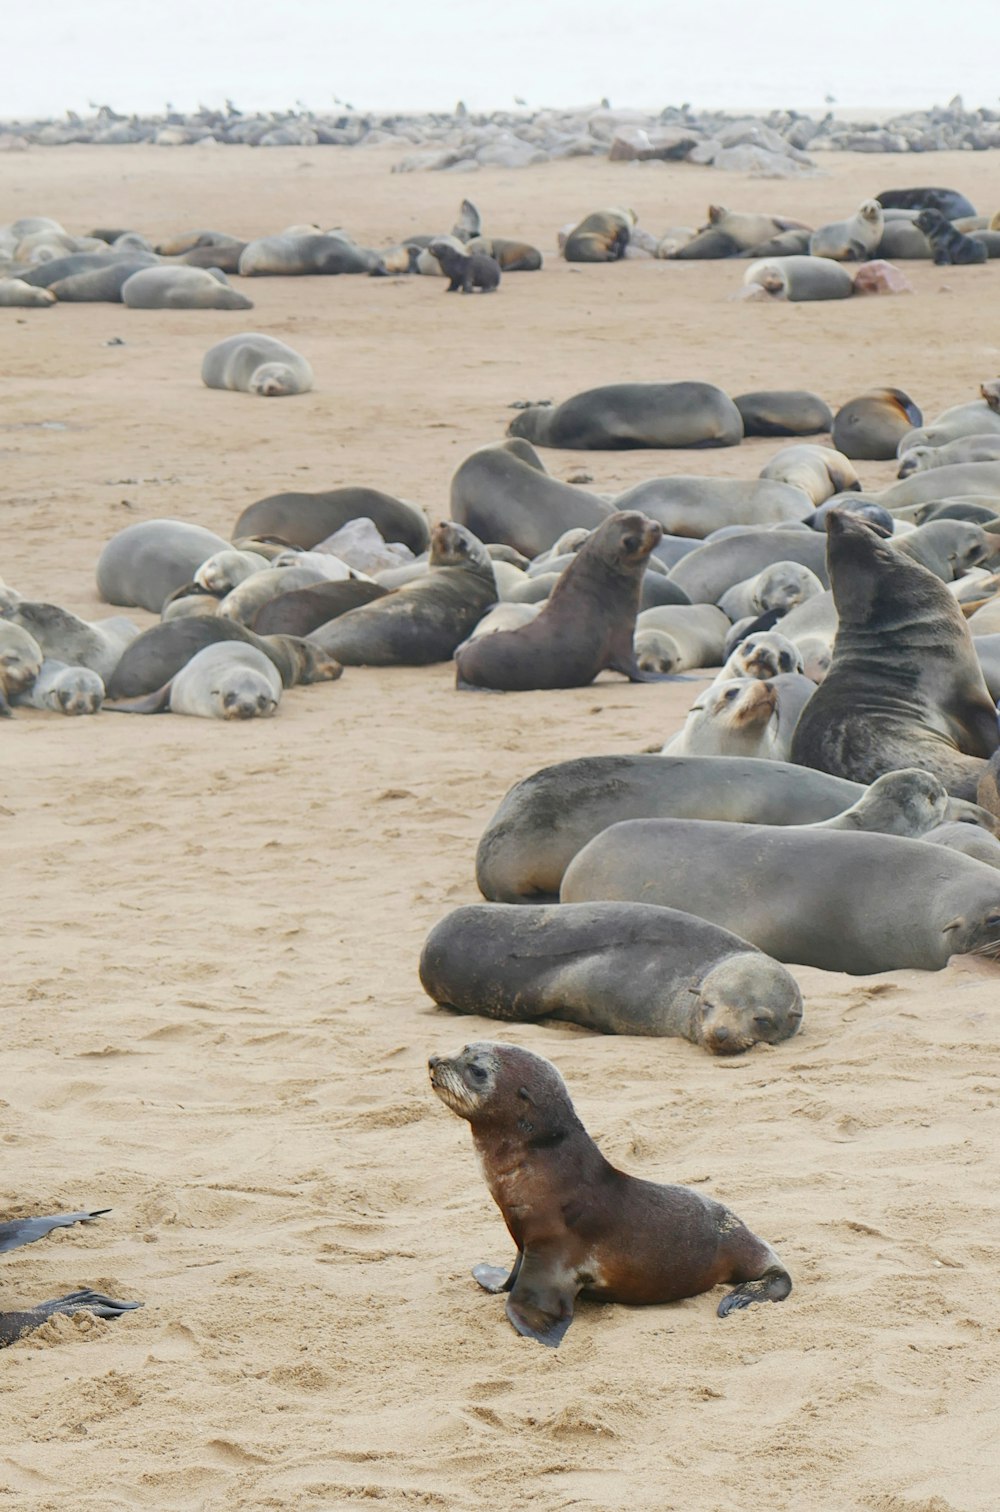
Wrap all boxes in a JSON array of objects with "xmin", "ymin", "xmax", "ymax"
[
  {"xmin": 517, "ymin": 1086, "xmax": 536, "ymax": 1105},
  {"xmin": 942, "ymin": 916, "xmax": 964, "ymax": 933},
  {"xmin": 506, "ymin": 1251, "xmax": 577, "ymax": 1348}
]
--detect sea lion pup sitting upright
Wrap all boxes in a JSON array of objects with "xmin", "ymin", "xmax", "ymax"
[
  {"xmin": 790, "ymin": 512, "xmax": 999, "ymax": 799},
  {"xmin": 308, "ymin": 521, "xmax": 496, "ymax": 666},
  {"xmin": 420, "ymin": 902, "xmax": 803, "ymax": 1054},
  {"xmin": 454, "ymin": 512, "xmax": 661, "ymax": 691},
  {"xmin": 428, "ymin": 1042, "xmax": 792, "ymax": 1346},
  {"xmin": 913, "ymin": 209, "xmax": 988, "ymax": 266},
  {"xmin": 0, "ymin": 1209, "xmax": 141, "ymax": 1349},
  {"xmin": 507, "ymin": 383, "xmax": 744, "ymax": 450},
  {"xmin": 426, "ymin": 239, "xmax": 500, "ymax": 293}
]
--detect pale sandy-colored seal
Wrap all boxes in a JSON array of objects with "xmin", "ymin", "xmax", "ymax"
[
  {"xmin": 663, "ymin": 674, "xmax": 815, "ymax": 761},
  {"xmin": 507, "ymin": 383, "xmax": 744, "ymax": 451},
  {"xmin": 668, "ymin": 530, "xmax": 829, "ymax": 604},
  {"xmin": 791, "ymin": 513, "xmax": 999, "ymax": 798},
  {"xmin": 759, "ymin": 445, "xmax": 859, "ymax": 504},
  {"xmin": 0, "ymin": 279, "xmax": 56, "ymax": 307},
  {"xmin": 711, "ymin": 632, "xmax": 804, "ymax": 684},
  {"xmin": 12, "ymin": 660, "xmax": 104, "ymax": 715},
  {"xmin": 633, "ymin": 604, "xmax": 730, "ymax": 673},
  {"xmin": 1, "ymin": 602, "xmax": 137, "ymax": 681},
  {"xmin": 702, "ymin": 205, "xmax": 810, "ymax": 251},
  {"xmin": 880, "ymin": 461, "xmax": 1000, "ymax": 511},
  {"xmin": 108, "ymin": 642, "xmax": 283, "ymax": 718},
  {"xmin": 717, "ymin": 563, "xmax": 824, "ymax": 623},
  {"xmin": 561, "ymin": 819, "xmax": 1000, "ymax": 973},
  {"xmin": 308, "ymin": 521, "xmax": 496, "ymax": 666},
  {"xmin": 614, "ymin": 475, "xmax": 811, "ymax": 537},
  {"xmin": 809, "ymin": 200, "xmax": 884, "ymax": 261},
  {"xmin": 454, "ymin": 512, "xmax": 662, "ymax": 690},
  {"xmin": 121, "ymin": 265, "xmax": 253, "ymax": 309},
  {"xmin": 201, "ymin": 333, "xmax": 313, "ymax": 396},
  {"xmin": 923, "ymin": 820, "xmax": 1000, "ymax": 868},
  {"xmin": 897, "ymin": 435, "xmax": 1000, "ymax": 476},
  {"xmin": 97, "ymin": 519, "xmax": 231, "ymax": 612},
  {"xmin": 466, "ymin": 235, "xmax": 542, "ymax": 271},
  {"xmin": 420, "ymin": 902, "xmax": 803, "ymax": 1053},
  {"xmin": 743, "ymin": 256, "xmax": 854, "ymax": 301},
  {"xmin": 429, "ymin": 1041, "xmax": 792, "ymax": 1346}
]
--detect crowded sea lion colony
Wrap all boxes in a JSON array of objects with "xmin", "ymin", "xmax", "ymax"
[{"xmin": 5, "ymin": 169, "xmax": 1000, "ymax": 1358}]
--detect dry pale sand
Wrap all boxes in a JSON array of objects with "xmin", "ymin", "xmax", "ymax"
[{"xmin": 2, "ymin": 145, "xmax": 1000, "ymax": 1512}]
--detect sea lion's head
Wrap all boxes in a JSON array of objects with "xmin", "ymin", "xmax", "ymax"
[
  {"xmin": 712, "ymin": 678, "xmax": 778, "ymax": 731},
  {"xmin": 0, "ymin": 624, "xmax": 43, "ymax": 695},
  {"xmin": 859, "ymin": 199, "xmax": 883, "ymax": 226},
  {"xmin": 942, "ymin": 899, "xmax": 1000, "ymax": 963},
  {"xmin": 249, "ymin": 362, "xmax": 299, "ymax": 398},
  {"xmin": 634, "ymin": 628, "xmax": 682, "ymax": 675},
  {"xmin": 429, "ymin": 1042, "xmax": 576, "ymax": 1133},
  {"xmin": 590, "ymin": 511, "xmax": 662, "ymax": 576},
  {"xmin": 213, "ymin": 669, "xmax": 278, "ymax": 720},
  {"xmin": 278, "ymin": 636, "xmax": 343, "ymax": 685},
  {"xmin": 896, "ymin": 445, "xmax": 933, "ymax": 479},
  {"xmin": 843, "ymin": 768, "xmax": 949, "ymax": 837},
  {"xmin": 730, "ymin": 633, "xmax": 803, "ymax": 681},
  {"xmin": 980, "ymin": 380, "xmax": 1000, "ymax": 414},
  {"xmin": 429, "ymin": 520, "xmax": 493, "ymax": 578},
  {"xmin": 195, "ymin": 550, "xmax": 267, "ymax": 595},
  {"xmin": 914, "ymin": 208, "xmax": 944, "ymax": 235},
  {"xmin": 751, "ymin": 566, "xmax": 821, "ymax": 617},
  {"xmin": 693, "ymin": 954, "xmax": 803, "ymax": 1055},
  {"xmin": 49, "ymin": 668, "xmax": 104, "ymax": 716}
]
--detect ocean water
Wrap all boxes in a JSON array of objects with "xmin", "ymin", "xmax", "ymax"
[{"xmin": 5, "ymin": 0, "xmax": 999, "ymax": 120}]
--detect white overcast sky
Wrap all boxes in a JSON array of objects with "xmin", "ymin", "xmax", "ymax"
[{"xmin": 5, "ymin": 0, "xmax": 999, "ymax": 118}]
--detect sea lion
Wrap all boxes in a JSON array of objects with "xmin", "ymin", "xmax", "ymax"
[
  {"xmin": 877, "ymin": 187, "xmax": 976, "ymax": 220},
  {"xmin": 743, "ymin": 230, "xmax": 813, "ymax": 259},
  {"xmin": 0, "ymin": 279, "xmax": 56, "ymax": 307},
  {"xmin": 44, "ymin": 258, "xmax": 159, "ymax": 302},
  {"xmin": 893, "ymin": 520, "xmax": 995, "ymax": 581},
  {"xmin": 108, "ymin": 642, "xmax": 283, "ymax": 718},
  {"xmin": 790, "ymin": 512, "xmax": 998, "ymax": 799},
  {"xmin": 454, "ymin": 512, "xmax": 660, "ymax": 691},
  {"xmin": 450, "ymin": 439, "xmax": 612, "ymax": 558},
  {"xmin": 155, "ymin": 228, "xmax": 240, "ymax": 256},
  {"xmin": 668, "ymin": 530, "xmax": 829, "ymax": 605},
  {"xmin": 897, "ymin": 435, "xmax": 1000, "ymax": 476},
  {"xmin": 879, "ymin": 461, "xmax": 1000, "ymax": 511},
  {"xmin": 179, "ymin": 238, "xmax": 247, "ymax": 273},
  {"xmin": 562, "ymin": 818, "xmax": 1000, "ymax": 973},
  {"xmin": 805, "ymin": 767, "xmax": 949, "ymax": 836},
  {"xmin": 426, "ymin": 240, "xmax": 500, "ymax": 293},
  {"xmin": 563, "ymin": 208, "xmax": 634, "ymax": 262},
  {"xmin": 1, "ymin": 603, "xmax": 137, "ymax": 682},
  {"xmin": 507, "ymin": 384, "xmax": 744, "ymax": 451},
  {"xmin": 105, "ymin": 617, "xmax": 340, "ymax": 698},
  {"xmin": 201, "ymin": 333, "xmax": 313, "ymax": 397},
  {"xmin": 232, "ymin": 486, "xmax": 429, "ymax": 555},
  {"xmin": 718, "ymin": 563, "xmax": 824, "ymax": 622},
  {"xmin": 97, "ymin": 519, "xmax": 231, "ymax": 612},
  {"xmin": 663, "ymin": 674, "xmax": 815, "ymax": 761},
  {"xmin": 832, "ymin": 388, "xmax": 923, "ymax": 461},
  {"xmin": 874, "ymin": 221, "xmax": 933, "ymax": 260},
  {"xmin": 743, "ymin": 257, "xmax": 854, "ymax": 301},
  {"xmin": 633, "ymin": 604, "xmax": 730, "ymax": 672},
  {"xmin": 733, "ymin": 391, "xmax": 833, "ymax": 437},
  {"xmin": 758, "ymin": 445, "xmax": 859, "ymax": 504},
  {"xmin": 121, "ymin": 265, "xmax": 254, "ymax": 309},
  {"xmin": 809, "ymin": 200, "xmax": 884, "ymax": 261},
  {"xmin": 216, "ymin": 564, "xmax": 334, "ymax": 625},
  {"xmin": 420, "ymin": 902, "xmax": 803, "ymax": 1053},
  {"xmin": 194, "ymin": 550, "xmax": 271, "ymax": 594},
  {"xmin": 0, "ymin": 621, "xmax": 43, "ymax": 697},
  {"xmin": 237, "ymin": 233, "xmax": 377, "ymax": 275},
  {"xmin": 474, "ymin": 754, "xmax": 997, "ymax": 903},
  {"xmin": 702, "ymin": 205, "xmax": 809, "ymax": 251},
  {"xmin": 308, "ymin": 521, "xmax": 495, "ymax": 666},
  {"xmin": 913, "ymin": 210, "xmax": 987, "ymax": 266},
  {"xmin": 12, "ymin": 660, "xmax": 104, "ymax": 715},
  {"xmin": 466, "ymin": 236, "xmax": 542, "ymax": 271},
  {"xmin": 464, "ymin": 602, "xmax": 542, "ymax": 641},
  {"xmin": 900, "ymin": 400, "xmax": 1000, "ymax": 452},
  {"xmin": 251, "ymin": 579, "xmax": 388, "ymax": 636},
  {"xmin": 0, "ymin": 1209, "xmax": 141, "ymax": 1350},
  {"xmin": 615, "ymin": 476, "xmax": 811, "ymax": 537},
  {"xmin": 429, "ymin": 1041, "xmax": 792, "ymax": 1347},
  {"xmin": 711, "ymin": 632, "xmax": 804, "ymax": 684}
]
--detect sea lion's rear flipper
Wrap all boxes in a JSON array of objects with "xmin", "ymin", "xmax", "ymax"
[
  {"xmin": 0, "ymin": 1208, "xmax": 111, "ymax": 1254},
  {"xmin": 0, "ymin": 1291, "xmax": 142, "ymax": 1348},
  {"xmin": 717, "ymin": 1265, "xmax": 792, "ymax": 1317},
  {"xmin": 472, "ymin": 1253, "xmax": 522, "ymax": 1294},
  {"xmin": 104, "ymin": 682, "xmax": 173, "ymax": 714},
  {"xmin": 505, "ymin": 1251, "xmax": 577, "ymax": 1347}
]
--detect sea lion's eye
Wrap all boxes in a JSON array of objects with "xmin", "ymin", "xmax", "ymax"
[
  {"xmin": 469, "ymin": 1065, "xmax": 487, "ymax": 1083},
  {"xmin": 724, "ymin": 688, "xmax": 740, "ymax": 701},
  {"xmin": 622, "ymin": 535, "xmax": 640, "ymax": 552}
]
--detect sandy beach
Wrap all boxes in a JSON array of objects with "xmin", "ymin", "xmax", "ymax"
[{"xmin": 2, "ymin": 144, "xmax": 999, "ymax": 1512}]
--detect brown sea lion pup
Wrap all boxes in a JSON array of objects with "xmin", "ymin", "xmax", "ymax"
[
  {"xmin": 427, "ymin": 239, "xmax": 500, "ymax": 292},
  {"xmin": 790, "ymin": 512, "xmax": 998, "ymax": 799},
  {"xmin": 561, "ymin": 819, "xmax": 1000, "ymax": 973},
  {"xmin": 232, "ymin": 486, "xmax": 429, "ymax": 555},
  {"xmin": 0, "ymin": 1209, "xmax": 141, "ymax": 1349},
  {"xmin": 507, "ymin": 383, "xmax": 744, "ymax": 451},
  {"xmin": 420, "ymin": 903, "xmax": 803, "ymax": 1053},
  {"xmin": 308, "ymin": 521, "xmax": 496, "ymax": 666},
  {"xmin": 454, "ymin": 511, "xmax": 662, "ymax": 691},
  {"xmin": 105, "ymin": 617, "xmax": 341, "ymax": 699},
  {"xmin": 429, "ymin": 1042, "xmax": 792, "ymax": 1346},
  {"xmin": 832, "ymin": 388, "xmax": 922, "ymax": 461},
  {"xmin": 563, "ymin": 208, "xmax": 634, "ymax": 262}
]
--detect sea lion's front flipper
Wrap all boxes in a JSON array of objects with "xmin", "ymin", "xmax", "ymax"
[
  {"xmin": 505, "ymin": 1251, "xmax": 577, "ymax": 1347},
  {"xmin": 104, "ymin": 682, "xmax": 173, "ymax": 714},
  {"xmin": 472, "ymin": 1252, "xmax": 522, "ymax": 1294},
  {"xmin": 0, "ymin": 1209, "xmax": 111, "ymax": 1254},
  {"xmin": 717, "ymin": 1265, "xmax": 792, "ymax": 1317}
]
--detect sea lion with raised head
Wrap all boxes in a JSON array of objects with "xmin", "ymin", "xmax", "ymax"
[
  {"xmin": 420, "ymin": 902, "xmax": 803, "ymax": 1053},
  {"xmin": 201, "ymin": 333, "xmax": 313, "ymax": 396},
  {"xmin": 789, "ymin": 515, "xmax": 999, "ymax": 797},
  {"xmin": 454, "ymin": 512, "xmax": 661, "ymax": 690},
  {"xmin": 561, "ymin": 819, "xmax": 1000, "ymax": 973},
  {"xmin": 663, "ymin": 674, "xmax": 815, "ymax": 761},
  {"xmin": 507, "ymin": 383, "xmax": 744, "ymax": 451},
  {"xmin": 429, "ymin": 1041, "xmax": 792, "ymax": 1346},
  {"xmin": 426, "ymin": 240, "xmax": 500, "ymax": 292},
  {"xmin": 809, "ymin": 200, "xmax": 884, "ymax": 261}
]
